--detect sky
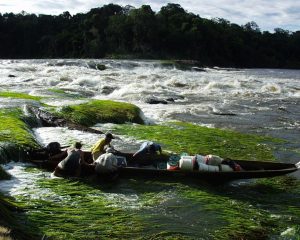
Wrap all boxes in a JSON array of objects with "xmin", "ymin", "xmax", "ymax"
[{"xmin": 0, "ymin": 0, "xmax": 299, "ymax": 32}]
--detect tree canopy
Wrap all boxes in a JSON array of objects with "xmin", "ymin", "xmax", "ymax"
[{"xmin": 0, "ymin": 3, "xmax": 300, "ymax": 68}]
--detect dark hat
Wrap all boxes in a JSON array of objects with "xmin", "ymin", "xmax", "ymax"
[{"xmin": 105, "ymin": 132, "xmax": 114, "ymax": 139}]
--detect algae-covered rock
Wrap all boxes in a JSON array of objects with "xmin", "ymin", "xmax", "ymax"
[
  {"xmin": 56, "ymin": 100, "xmax": 144, "ymax": 126},
  {"xmin": 0, "ymin": 108, "xmax": 39, "ymax": 163}
]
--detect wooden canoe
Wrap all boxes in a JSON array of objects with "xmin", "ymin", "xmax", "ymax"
[{"xmin": 27, "ymin": 149, "xmax": 300, "ymax": 182}]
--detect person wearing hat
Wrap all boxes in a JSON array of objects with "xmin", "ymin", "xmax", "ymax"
[{"xmin": 91, "ymin": 132, "xmax": 115, "ymax": 161}]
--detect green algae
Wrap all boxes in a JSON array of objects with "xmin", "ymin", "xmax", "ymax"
[
  {"xmin": 0, "ymin": 109, "xmax": 39, "ymax": 148},
  {"xmin": 114, "ymin": 122, "xmax": 281, "ymax": 160},
  {"xmin": 0, "ymin": 194, "xmax": 21, "ymax": 224},
  {"xmin": 0, "ymin": 113, "xmax": 298, "ymax": 240},
  {"xmin": 0, "ymin": 91, "xmax": 42, "ymax": 101},
  {"xmin": 0, "ymin": 193, "xmax": 36, "ymax": 240},
  {"xmin": 55, "ymin": 100, "xmax": 144, "ymax": 126},
  {"xmin": 172, "ymin": 179, "xmax": 300, "ymax": 240},
  {"xmin": 47, "ymin": 88, "xmax": 83, "ymax": 99},
  {"xmin": 5, "ymin": 165, "xmax": 300, "ymax": 240},
  {"xmin": 14, "ymin": 177, "xmax": 145, "ymax": 240}
]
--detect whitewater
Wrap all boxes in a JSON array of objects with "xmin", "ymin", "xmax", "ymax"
[{"xmin": 0, "ymin": 59, "xmax": 299, "ymax": 163}]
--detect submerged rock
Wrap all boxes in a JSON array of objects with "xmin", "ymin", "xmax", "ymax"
[
  {"xmin": 96, "ymin": 64, "xmax": 106, "ymax": 71},
  {"xmin": 101, "ymin": 86, "xmax": 117, "ymax": 95},
  {"xmin": 173, "ymin": 82, "xmax": 188, "ymax": 88},
  {"xmin": 145, "ymin": 96, "xmax": 184, "ymax": 104},
  {"xmin": 87, "ymin": 62, "xmax": 106, "ymax": 71},
  {"xmin": 165, "ymin": 98, "xmax": 175, "ymax": 102},
  {"xmin": 145, "ymin": 98, "xmax": 168, "ymax": 104},
  {"xmin": 211, "ymin": 111, "xmax": 237, "ymax": 116}
]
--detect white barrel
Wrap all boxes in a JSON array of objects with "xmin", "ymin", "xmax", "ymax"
[
  {"xmin": 196, "ymin": 154, "xmax": 206, "ymax": 164},
  {"xmin": 206, "ymin": 155, "xmax": 223, "ymax": 166},
  {"xmin": 179, "ymin": 156, "xmax": 194, "ymax": 171},
  {"xmin": 198, "ymin": 163, "xmax": 219, "ymax": 172},
  {"xmin": 220, "ymin": 164, "xmax": 233, "ymax": 172}
]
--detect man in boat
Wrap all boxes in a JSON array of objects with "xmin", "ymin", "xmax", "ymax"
[
  {"xmin": 91, "ymin": 132, "xmax": 116, "ymax": 161},
  {"xmin": 27, "ymin": 141, "xmax": 64, "ymax": 161},
  {"xmin": 133, "ymin": 141, "xmax": 162, "ymax": 158},
  {"xmin": 53, "ymin": 142, "xmax": 87, "ymax": 177},
  {"xmin": 94, "ymin": 147, "xmax": 119, "ymax": 180}
]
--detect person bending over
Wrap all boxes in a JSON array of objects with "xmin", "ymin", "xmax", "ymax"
[
  {"xmin": 91, "ymin": 132, "xmax": 115, "ymax": 161},
  {"xmin": 133, "ymin": 141, "xmax": 162, "ymax": 158},
  {"xmin": 53, "ymin": 142, "xmax": 86, "ymax": 177}
]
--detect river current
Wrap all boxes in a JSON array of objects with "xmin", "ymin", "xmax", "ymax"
[{"xmin": 0, "ymin": 59, "xmax": 299, "ymax": 162}]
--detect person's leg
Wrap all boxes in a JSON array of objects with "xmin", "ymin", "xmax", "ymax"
[{"xmin": 53, "ymin": 166, "xmax": 64, "ymax": 177}]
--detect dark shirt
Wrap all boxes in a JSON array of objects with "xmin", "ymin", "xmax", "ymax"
[{"xmin": 59, "ymin": 149, "xmax": 81, "ymax": 175}]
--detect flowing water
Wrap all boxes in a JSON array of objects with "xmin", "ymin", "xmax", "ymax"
[{"xmin": 0, "ymin": 59, "xmax": 300, "ymax": 239}]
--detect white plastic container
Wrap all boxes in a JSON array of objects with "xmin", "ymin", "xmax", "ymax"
[
  {"xmin": 219, "ymin": 164, "xmax": 233, "ymax": 172},
  {"xmin": 196, "ymin": 154, "xmax": 206, "ymax": 164},
  {"xmin": 179, "ymin": 156, "xmax": 194, "ymax": 171},
  {"xmin": 205, "ymin": 155, "xmax": 223, "ymax": 166},
  {"xmin": 198, "ymin": 163, "xmax": 219, "ymax": 172}
]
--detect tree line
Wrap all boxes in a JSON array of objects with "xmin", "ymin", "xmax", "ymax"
[{"xmin": 1, "ymin": 3, "xmax": 300, "ymax": 69}]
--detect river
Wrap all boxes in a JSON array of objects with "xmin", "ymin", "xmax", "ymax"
[{"xmin": 0, "ymin": 59, "xmax": 300, "ymax": 239}]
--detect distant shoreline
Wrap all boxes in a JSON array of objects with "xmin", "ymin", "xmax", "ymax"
[{"xmin": 0, "ymin": 4, "xmax": 299, "ymax": 69}]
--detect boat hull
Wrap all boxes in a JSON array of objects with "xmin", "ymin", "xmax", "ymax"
[{"xmin": 27, "ymin": 150, "xmax": 299, "ymax": 181}]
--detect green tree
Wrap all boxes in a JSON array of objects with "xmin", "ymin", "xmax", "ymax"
[{"xmin": 129, "ymin": 5, "xmax": 158, "ymax": 56}]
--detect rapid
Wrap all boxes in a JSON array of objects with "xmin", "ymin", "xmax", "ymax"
[{"xmin": 1, "ymin": 59, "xmax": 299, "ymax": 161}]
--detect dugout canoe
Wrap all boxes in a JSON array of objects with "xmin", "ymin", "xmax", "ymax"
[{"xmin": 27, "ymin": 149, "xmax": 300, "ymax": 181}]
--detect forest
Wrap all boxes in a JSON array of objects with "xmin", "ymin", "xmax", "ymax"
[{"xmin": 1, "ymin": 3, "xmax": 300, "ymax": 69}]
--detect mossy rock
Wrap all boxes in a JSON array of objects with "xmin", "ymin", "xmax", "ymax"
[
  {"xmin": 0, "ymin": 108, "xmax": 40, "ymax": 163},
  {"xmin": 56, "ymin": 100, "xmax": 144, "ymax": 126}
]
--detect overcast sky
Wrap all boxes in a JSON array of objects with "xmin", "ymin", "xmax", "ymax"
[{"xmin": 1, "ymin": 0, "xmax": 299, "ymax": 32}]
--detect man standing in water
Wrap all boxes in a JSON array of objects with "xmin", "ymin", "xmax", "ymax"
[{"xmin": 91, "ymin": 132, "xmax": 115, "ymax": 161}]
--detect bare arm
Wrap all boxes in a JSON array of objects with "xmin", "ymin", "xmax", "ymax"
[
  {"xmin": 158, "ymin": 146, "xmax": 162, "ymax": 154},
  {"xmin": 79, "ymin": 150, "xmax": 87, "ymax": 165}
]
